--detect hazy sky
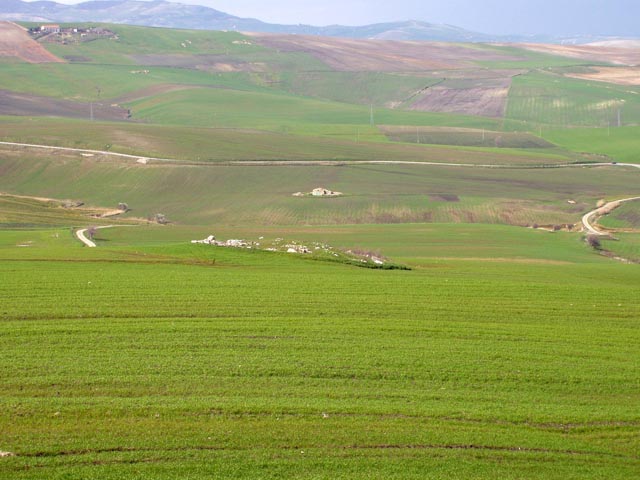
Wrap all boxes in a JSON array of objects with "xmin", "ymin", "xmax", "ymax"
[{"xmin": 27, "ymin": 0, "xmax": 640, "ymax": 36}]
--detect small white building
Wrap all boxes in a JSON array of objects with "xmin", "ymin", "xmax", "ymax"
[{"xmin": 40, "ymin": 24, "xmax": 61, "ymax": 34}]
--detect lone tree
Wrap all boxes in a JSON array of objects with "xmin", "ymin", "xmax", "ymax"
[
  {"xmin": 87, "ymin": 226, "xmax": 98, "ymax": 240},
  {"xmin": 586, "ymin": 234, "xmax": 602, "ymax": 249}
]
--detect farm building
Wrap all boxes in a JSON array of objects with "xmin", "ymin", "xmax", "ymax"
[{"xmin": 40, "ymin": 24, "xmax": 61, "ymax": 33}]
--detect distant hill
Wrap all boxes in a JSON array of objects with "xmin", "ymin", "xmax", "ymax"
[
  {"xmin": 0, "ymin": 0, "xmax": 495, "ymax": 41},
  {"xmin": 1, "ymin": 0, "xmax": 636, "ymax": 44}
]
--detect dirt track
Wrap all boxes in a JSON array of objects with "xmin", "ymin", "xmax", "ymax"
[{"xmin": 0, "ymin": 21, "xmax": 62, "ymax": 63}]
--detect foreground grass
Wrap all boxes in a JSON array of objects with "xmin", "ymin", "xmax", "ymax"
[{"xmin": 0, "ymin": 228, "xmax": 639, "ymax": 478}]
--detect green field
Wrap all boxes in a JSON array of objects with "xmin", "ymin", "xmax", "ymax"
[
  {"xmin": 544, "ymin": 126, "xmax": 640, "ymax": 164},
  {"xmin": 601, "ymin": 233, "xmax": 640, "ymax": 262},
  {"xmin": 506, "ymin": 71, "xmax": 640, "ymax": 129},
  {"xmin": 1, "ymin": 225, "xmax": 639, "ymax": 478}
]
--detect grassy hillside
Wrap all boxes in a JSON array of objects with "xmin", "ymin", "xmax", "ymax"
[
  {"xmin": 598, "ymin": 201, "xmax": 640, "ymax": 229},
  {"xmin": 0, "ymin": 117, "xmax": 567, "ymax": 163},
  {"xmin": 0, "ymin": 146, "xmax": 637, "ymax": 227},
  {"xmin": 543, "ymin": 126, "xmax": 640, "ymax": 164},
  {"xmin": 125, "ymin": 86, "xmax": 503, "ymax": 130}
]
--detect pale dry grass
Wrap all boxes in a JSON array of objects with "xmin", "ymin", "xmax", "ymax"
[{"xmin": 564, "ymin": 67, "xmax": 640, "ymax": 86}]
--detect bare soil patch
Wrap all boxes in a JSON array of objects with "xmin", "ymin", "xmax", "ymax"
[
  {"xmin": 409, "ymin": 73, "xmax": 513, "ymax": 118},
  {"xmin": 249, "ymin": 33, "xmax": 525, "ymax": 72},
  {"xmin": 0, "ymin": 21, "xmax": 62, "ymax": 63},
  {"xmin": 129, "ymin": 54, "xmax": 265, "ymax": 72},
  {"xmin": 113, "ymin": 83, "xmax": 203, "ymax": 104},
  {"xmin": 563, "ymin": 66, "xmax": 640, "ymax": 86},
  {"xmin": 0, "ymin": 89, "xmax": 130, "ymax": 121},
  {"xmin": 409, "ymin": 79, "xmax": 511, "ymax": 117},
  {"xmin": 430, "ymin": 193, "xmax": 460, "ymax": 202}
]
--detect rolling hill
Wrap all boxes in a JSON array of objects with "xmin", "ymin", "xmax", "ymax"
[{"xmin": 1, "ymin": 0, "xmax": 633, "ymax": 43}]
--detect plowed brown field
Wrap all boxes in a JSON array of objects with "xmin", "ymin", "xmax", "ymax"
[
  {"xmin": 0, "ymin": 21, "xmax": 62, "ymax": 63},
  {"xmin": 249, "ymin": 33, "xmax": 524, "ymax": 72}
]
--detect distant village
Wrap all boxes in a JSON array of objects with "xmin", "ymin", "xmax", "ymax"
[{"xmin": 28, "ymin": 24, "xmax": 118, "ymax": 44}]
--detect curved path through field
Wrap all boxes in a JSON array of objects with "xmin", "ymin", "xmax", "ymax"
[
  {"xmin": 579, "ymin": 163, "xmax": 640, "ymax": 235},
  {"xmin": 582, "ymin": 196, "xmax": 640, "ymax": 236},
  {"xmin": 75, "ymin": 226, "xmax": 114, "ymax": 247}
]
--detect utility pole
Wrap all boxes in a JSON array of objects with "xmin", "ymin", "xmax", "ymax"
[
  {"xmin": 90, "ymin": 102, "xmax": 94, "ymax": 121},
  {"xmin": 617, "ymin": 108, "xmax": 622, "ymax": 127},
  {"xmin": 416, "ymin": 126, "xmax": 420, "ymax": 144},
  {"xmin": 370, "ymin": 104, "xmax": 374, "ymax": 126}
]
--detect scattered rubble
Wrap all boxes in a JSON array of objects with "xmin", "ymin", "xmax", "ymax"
[
  {"xmin": 152, "ymin": 213, "xmax": 169, "ymax": 225},
  {"xmin": 191, "ymin": 235, "xmax": 250, "ymax": 248},
  {"xmin": 0, "ymin": 451, "xmax": 14, "ymax": 458},
  {"xmin": 190, "ymin": 234, "xmax": 392, "ymax": 267}
]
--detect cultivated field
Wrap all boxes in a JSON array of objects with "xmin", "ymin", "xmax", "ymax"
[{"xmin": 1, "ymin": 224, "xmax": 639, "ymax": 478}]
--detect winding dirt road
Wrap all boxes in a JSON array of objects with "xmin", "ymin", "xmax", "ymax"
[
  {"xmin": 580, "ymin": 163, "xmax": 640, "ymax": 235},
  {"xmin": 75, "ymin": 226, "xmax": 113, "ymax": 247},
  {"xmin": 582, "ymin": 195, "xmax": 640, "ymax": 236}
]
